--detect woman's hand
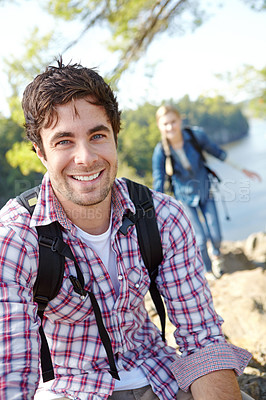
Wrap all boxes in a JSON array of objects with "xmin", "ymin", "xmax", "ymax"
[{"xmin": 242, "ymin": 168, "xmax": 262, "ymax": 181}]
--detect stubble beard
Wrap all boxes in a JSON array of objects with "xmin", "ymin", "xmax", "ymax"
[{"xmin": 53, "ymin": 161, "xmax": 118, "ymax": 208}]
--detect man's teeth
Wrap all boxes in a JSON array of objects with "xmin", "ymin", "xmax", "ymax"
[{"xmin": 73, "ymin": 172, "xmax": 100, "ymax": 181}]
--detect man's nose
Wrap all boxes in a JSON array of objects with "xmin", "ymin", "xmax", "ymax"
[{"xmin": 74, "ymin": 143, "xmax": 98, "ymax": 165}]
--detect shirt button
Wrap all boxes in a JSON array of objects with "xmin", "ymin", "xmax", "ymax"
[
  {"xmin": 118, "ymin": 275, "xmax": 123, "ymax": 280},
  {"xmin": 135, "ymin": 283, "xmax": 140, "ymax": 289}
]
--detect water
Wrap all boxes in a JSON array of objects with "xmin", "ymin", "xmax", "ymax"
[{"xmin": 206, "ymin": 118, "xmax": 266, "ymax": 241}]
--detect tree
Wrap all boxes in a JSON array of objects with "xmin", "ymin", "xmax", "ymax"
[
  {"xmin": 178, "ymin": 95, "xmax": 249, "ymax": 143},
  {"xmin": 236, "ymin": 65, "xmax": 266, "ymax": 118},
  {"xmin": 0, "ymin": 117, "xmax": 43, "ymax": 206},
  {"xmin": 2, "ymin": 0, "xmax": 264, "ymax": 79},
  {"xmin": 6, "ymin": 0, "xmax": 262, "ymax": 80},
  {"xmin": 40, "ymin": 0, "xmax": 207, "ymax": 80},
  {"xmin": 217, "ymin": 65, "xmax": 266, "ymax": 118},
  {"xmin": 119, "ymin": 102, "xmax": 158, "ymax": 180},
  {"xmin": 241, "ymin": 0, "xmax": 266, "ymax": 11},
  {"xmin": 2, "ymin": 0, "xmax": 265, "ymax": 123}
]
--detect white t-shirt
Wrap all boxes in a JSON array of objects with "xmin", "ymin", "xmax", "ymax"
[{"xmin": 175, "ymin": 147, "xmax": 191, "ymax": 170}]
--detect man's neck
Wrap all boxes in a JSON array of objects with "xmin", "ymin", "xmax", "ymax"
[{"xmin": 62, "ymin": 197, "xmax": 112, "ymax": 235}]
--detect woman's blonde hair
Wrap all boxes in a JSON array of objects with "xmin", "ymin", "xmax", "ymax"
[
  {"xmin": 155, "ymin": 104, "xmax": 181, "ymax": 123},
  {"xmin": 156, "ymin": 104, "xmax": 181, "ymax": 177}
]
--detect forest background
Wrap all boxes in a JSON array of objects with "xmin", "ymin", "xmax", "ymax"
[{"xmin": 0, "ymin": 0, "xmax": 265, "ymax": 206}]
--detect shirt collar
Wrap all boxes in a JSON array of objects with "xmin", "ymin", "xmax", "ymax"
[{"xmin": 30, "ymin": 174, "xmax": 136, "ymax": 232}]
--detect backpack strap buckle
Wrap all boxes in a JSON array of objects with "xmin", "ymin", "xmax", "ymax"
[
  {"xmin": 135, "ymin": 200, "xmax": 153, "ymax": 218},
  {"xmin": 34, "ymin": 295, "xmax": 50, "ymax": 312},
  {"xmin": 38, "ymin": 235, "xmax": 59, "ymax": 252}
]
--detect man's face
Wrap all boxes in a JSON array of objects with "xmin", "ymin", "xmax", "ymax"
[
  {"xmin": 35, "ymin": 98, "xmax": 118, "ymax": 210},
  {"xmin": 157, "ymin": 111, "xmax": 183, "ymax": 143}
]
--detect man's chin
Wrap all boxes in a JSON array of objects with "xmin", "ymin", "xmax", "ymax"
[{"xmin": 71, "ymin": 186, "xmax": 112, "ymax": 207}]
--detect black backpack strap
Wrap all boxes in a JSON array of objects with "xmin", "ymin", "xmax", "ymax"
[
  {"xmin": 34, "ymin": 222, "xmax": 67, "ymax": 382},
  {"xmin": 184, "ymin": 127, "xmax": 222, "ymax": 183},
  {"xmin": 121, "ymin": 179, "xmax": 166, "ymax": 341},
  {"xmin": 16, "ymin": 185, "xmax": 41, "ymax": 214},
  {"xmin": 37, "ymin": 222, "xmax": 120, "ymax": 381},
  {"xmin": 16, "ymin": 189, "xmax": 65, "ymax": 310},
  {"xmin": 183, "ymin": 127, "xmax": 207, "ymax": 163},
  {"xmin": 17, "ymin": 188, "xmax": 65, "ymax": 381}
]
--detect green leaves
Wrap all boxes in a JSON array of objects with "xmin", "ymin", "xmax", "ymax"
[
  {"xmin": 6, "ymin": 141, "xmax": 46, "ymax": 175},
  {"xmin": 0, "ymin": 117, "xmax": 43, "ymax": 205}
]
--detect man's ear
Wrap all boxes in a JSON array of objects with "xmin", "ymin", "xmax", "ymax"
[{"xmin": 33, "ymin": 144, "xmax": 47, "ymax": 168}]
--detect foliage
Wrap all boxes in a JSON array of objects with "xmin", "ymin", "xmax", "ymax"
[
  {"xmin": 118, "ymin": 103, "xmax": 159, "ymax": 177},
  {"xmin": 2, "ymin": 1, "xmax": 265, "ymax": 122},
  {"xmin": 1, "ymin": 0, "xmax": 209, "ymax": 95},
  {"xmin": 3, "ymin": 27, "xmax": 55, "ymax": 125},
  {"xmin": 242, "ymin": 0, "xmax": 266, "ymax": 11},
  {"xmin": 40, "ymin": 0, "xmax": 265, "ymax": 79},
  {"xmin": 178, "ymin": 95, "xmax": 249, "ymax": 143},
  {"xmin": 6, "ymin": 141, "xmax": 46, "ymax": 175},
  {"xmin": 217, "ymin": 65, "xmax": 266, "ymax": 118},
  {"xmin": 42, "ymin": 0, "xmax": 207, "ymax": 80},
  {"xmin": 238, "ymin": 65, "xmax": 266, "ymax": 118},
  {"xmin": 0, "ymin": 117, "xmax": 43, "ymax": 206}
]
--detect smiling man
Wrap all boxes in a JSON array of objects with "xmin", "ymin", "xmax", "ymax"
[
  {"xmin": 34, "ymin": 98, "xmax": 118, "ymax": 234},
  {"xmin": 0, "ymin": 58, "xmax": 253, "ymax": 400}
]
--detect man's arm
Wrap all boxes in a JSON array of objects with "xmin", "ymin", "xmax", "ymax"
[
  {"xmin": 0, "ymin": 218, "xmax": 40, "ymax": 400},
  {"xmin": 152, "ymin": 194, "xmax": 252, "ymax": 392},
  {"xmin": 190, "ymin": 369, "xmax": 241, "ymax": 400}
]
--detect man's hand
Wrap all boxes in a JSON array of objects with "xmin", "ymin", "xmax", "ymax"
[{"xmin": 190, "ymin": 369, "xmax": 242, "ymax": 400}]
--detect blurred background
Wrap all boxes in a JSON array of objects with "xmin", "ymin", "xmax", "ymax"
[{"xmin": 0, "ymin": 0, "xmax": 265, "ymax": 241}]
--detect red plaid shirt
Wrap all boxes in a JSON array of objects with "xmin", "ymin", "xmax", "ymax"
[{"xmin": 0, "ymin": 174, "xmax": 251, "ymax": 400}]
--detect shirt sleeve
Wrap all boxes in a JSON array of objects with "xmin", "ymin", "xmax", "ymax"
[
  {"xmin": 170, "ymin": 342, "xmax": 252, "ymax": 391},
  {"xmin": 0, "ymin": 221, "xmax": 41, "ymax": 399},
  {"xmin": 152, "ymin": 143, "xmax": 166, "ymax": 193},
  {"xmin": 153, "ymin": 195, "xmax": 252, "ymax": 390},
  {"xmin": 192, "ymin": 127, "xmax": 227, "ymax": 161}
]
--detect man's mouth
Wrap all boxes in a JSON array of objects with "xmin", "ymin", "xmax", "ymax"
[{"xmin": 72, "ymin": 172, "xmax": 100, "ymax": 181}]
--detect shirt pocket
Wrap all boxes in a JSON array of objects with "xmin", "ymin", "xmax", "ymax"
[
  {"xmin": 44, "ymin": 272, "xmax": 94, "ymax": 323},
  {"xmin": 126, "ymin": 262, "xmax": 150, "ymax": 310}
]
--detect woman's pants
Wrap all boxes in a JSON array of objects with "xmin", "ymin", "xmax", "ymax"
[{"xmin": 184, "ymin": 197, "xmax": 222, "ymax": 272}]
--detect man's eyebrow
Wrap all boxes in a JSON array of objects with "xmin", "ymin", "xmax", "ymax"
[
  {"xmin": 89, "ymin": 124, "xmax": 111, "ymax": 134},
  {"xmin": 49, "ymin": 131, "xmax": 74, "ymax": 143}
]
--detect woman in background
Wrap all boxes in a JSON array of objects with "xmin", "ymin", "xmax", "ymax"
[{"xmin": 152, "ymin": 104, "xmax": 261, "ymax": 280}]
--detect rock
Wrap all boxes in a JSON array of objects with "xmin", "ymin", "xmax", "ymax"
[
  {"xmin": 244, "ymin": 232, "xmax": 266, "ymax": 265},
  {"xmin": 214, "ymin": 233, "xmax": 266, "ymax": 399},
  {"xmin": 145, "ymin": 232, "xmax": 266, "ymax": 399},
  {"xmin": 209, "ymin": 268, "xmax": 266, "ymax": 399}
]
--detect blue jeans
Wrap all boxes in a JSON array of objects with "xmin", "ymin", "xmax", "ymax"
[{"xmin": 184, "ymin": 197, "xmax": 222, "ymax": 272}]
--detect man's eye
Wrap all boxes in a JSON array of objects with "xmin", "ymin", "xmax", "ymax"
[
  {"xmin": 57, "ymin": 139, "xmax": 70, "ymax": 145},
  {"xmin": 92, "ymin": 133, "xmax": 103, "ymax": 140}
]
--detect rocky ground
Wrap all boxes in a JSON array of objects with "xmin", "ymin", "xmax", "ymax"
[{"xmin": 145, "ymin": 232, "xmax": 266, "ymax": 399}]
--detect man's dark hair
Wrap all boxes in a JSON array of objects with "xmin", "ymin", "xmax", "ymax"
[{"xmin": 22, "ymin": 57, "xmax": 121, "ymax": 153}]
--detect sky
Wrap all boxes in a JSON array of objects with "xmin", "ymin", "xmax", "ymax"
[{"xmin": 0, "ymin": 0, "xmax": 265, "ymax": 116}]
